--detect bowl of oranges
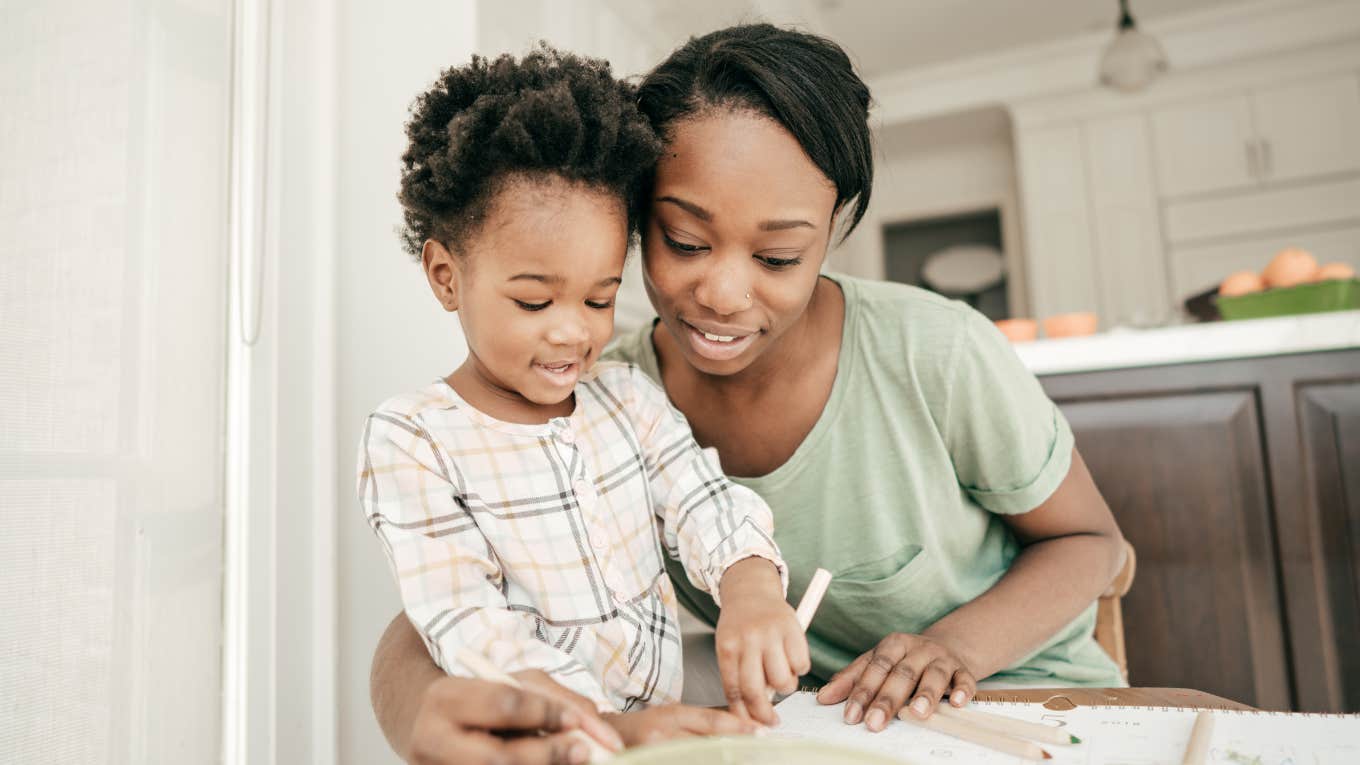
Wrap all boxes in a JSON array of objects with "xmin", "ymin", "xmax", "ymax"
[{"xmin": 1216, "ymin": 248, "xmax": 1359, "ymax": 320}]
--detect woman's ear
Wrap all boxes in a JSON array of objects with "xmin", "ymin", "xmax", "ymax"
[{"xmin": 422, "ymin": 239, "xmax": 459, "ymax": 312}]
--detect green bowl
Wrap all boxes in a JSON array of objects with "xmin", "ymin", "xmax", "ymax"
[
  {"xmin": 610, "ymin": 736, "xmax": 908, "ymax": 765},
  {"xmin": 1216, "ymin": 278, "xmax": 1360, "ymax": 321}
]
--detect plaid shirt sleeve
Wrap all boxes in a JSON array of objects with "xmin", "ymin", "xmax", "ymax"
[
  {"xmin": 356, "ymin": 409, "xmax": 612, "ymax": 709},
  {"xmin": 624, "ymin": 366, "xmax": 788, "ymax": 606}
]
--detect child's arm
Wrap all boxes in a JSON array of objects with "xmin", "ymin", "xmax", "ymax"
[
  {"xmin": 357, "ymin": 410, "xmax": 613, "ymax": 713},
  {"xmin": 619, "ymin": 367, "xmax": 806, "ymax": 724}
]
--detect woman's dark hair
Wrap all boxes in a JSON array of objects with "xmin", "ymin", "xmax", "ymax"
[
  {"xmin": 398, "ymin": 45, "xmax": 662, "ymax": 257},
  {"xmin": 637, "ymin": 24, "xmax": 873, "ymax": 241}
]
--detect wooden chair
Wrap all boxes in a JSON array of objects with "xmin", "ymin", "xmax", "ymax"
[{"xmin": 1094, "ymin": 539, "xmax": 1137, "ymax": 682}]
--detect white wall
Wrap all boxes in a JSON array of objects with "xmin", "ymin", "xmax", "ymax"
[
  {"xmin": 334, "ymin": 2, "xmax": 477, "ymax": 762},
  {"xmin": 835, "ymin": 106, "xmax": 1029, "ymax": 315}
]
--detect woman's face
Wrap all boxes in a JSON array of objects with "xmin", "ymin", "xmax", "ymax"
[{"xmin": 641, "ymin": 110, "xmax": 840, "ymax": 377}]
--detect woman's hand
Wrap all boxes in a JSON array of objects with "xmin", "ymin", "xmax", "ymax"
[
  {"xmin": 815, "ymin": 632, "xmax": 977, "ymax": 732},
  {"xmin": 403, "ymin": 675, "xmax": 607, "ymax": 765},
  {"xmin": 605, "ymin": 704, "xmax": 758, "ymax": 746},
  {"xmin": 714, "ymin": 557, "xmax": 810, "ymax": 725}
]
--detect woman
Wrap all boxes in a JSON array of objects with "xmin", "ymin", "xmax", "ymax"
[{"xmin": 371, "ymin": 23, "xmax": 1126, "ymax": 758}]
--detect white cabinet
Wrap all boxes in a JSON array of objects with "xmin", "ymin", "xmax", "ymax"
[
  {"xmin": 1253, "ymin": 74, "xmax": 1360, "ymax": 184},
  {"xmin": 1015, "ymin": 124, "xmax": 1102, "ymax": 318},
  {"xmin": 1085, "ymin": 114, "xmax": 1173, "ymax": 327},
  {"xmin": 1151, "ymin": 96, "xmax": 1256, "ymax": 197},
  {"xmin": 1015, "ymin": 117, "xmax": 1171, "ymax": 327},
  {"xmin": 1151, "ymin": 73, "xmax": 1360, "ymax": 198}
]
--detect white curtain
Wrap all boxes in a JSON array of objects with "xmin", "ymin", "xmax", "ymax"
[{"xmin": 0, "ymin": 0, "xmax": 233, "ymax": 762}]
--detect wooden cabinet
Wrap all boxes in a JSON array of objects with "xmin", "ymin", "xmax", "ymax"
[
  {"xmin": 1041, "ymin": 349, "xmax": 1360, "ymax": 712},
  {"xmin": 1151, "ymin": 73, "xmax": 1360, "ymax": 198}
]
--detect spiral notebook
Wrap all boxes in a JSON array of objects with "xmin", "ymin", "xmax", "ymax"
[{"xmin": 768, "ymin": 691, "xmax": 1360, "ymax": 764}]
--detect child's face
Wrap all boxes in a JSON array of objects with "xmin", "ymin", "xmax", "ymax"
[{"xmin": 425, "ymin": 177, "xmax": 628, "ymax": 410}]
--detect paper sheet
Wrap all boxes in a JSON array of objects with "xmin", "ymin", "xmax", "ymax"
[{"xmin": 768, "ymin": 692, "xmax": 1360, "ymax": 764}]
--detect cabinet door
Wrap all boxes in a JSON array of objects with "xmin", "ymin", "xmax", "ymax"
[
  {"xmin": 1150, "ymin": 95, "xmax": 1256, "ymax": 197},
  {"xmin": 1015, "ymin": 124, "xmax": 1102, "ymax": 318},
  {"xmin": 1084, "ymin": 114, "xmax": 1172, "ymax": 327},
  {"xmin": 1252, "ymin": 73, "xmax": 1360, "ymax": 184},
  {"xmin": 1297, "ymin": 382, "xmax": 1360, "ymax": 712},
  {"xmin": 1057, "ymin": 391, "xmax": 1291, "ymax": 709}
]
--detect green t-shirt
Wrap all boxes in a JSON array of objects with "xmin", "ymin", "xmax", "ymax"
[{"xmin": 604, "ymin": 274, "xmax": 1124, "ymax": 688}]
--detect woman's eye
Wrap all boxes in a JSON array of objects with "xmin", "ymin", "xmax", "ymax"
[
  {"xmin": 662, "ymin": 232, "xmax": 707, "ymax": 254},
  {"xmin": 758, "ymin": 255, "xmax": 804, "ymax": 269},
  {"xmin": 586, "ymin": 299, "xmax": 614, "ymax": 310},
  {"xmin": 514, "ymin": 300, "xmax": 550, "ymax": 311}
]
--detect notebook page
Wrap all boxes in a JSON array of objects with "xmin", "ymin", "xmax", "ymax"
[{"xmin": 768, "ymin": 692, "xmax": 1360, "ymax": 765}]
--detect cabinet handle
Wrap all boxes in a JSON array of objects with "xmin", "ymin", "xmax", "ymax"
[
  {"xmin": 1261, "ymin": 139, "xmax": 1273, "ymax": 179},
  {"xmin": 1245, "ymin": 140, "xmax": 1260, "ymax": 180}
]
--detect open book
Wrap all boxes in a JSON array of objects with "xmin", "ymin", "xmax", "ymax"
[{"xmin": 768, "ymin": 691, "xmax": 1360, "ymax": 764}]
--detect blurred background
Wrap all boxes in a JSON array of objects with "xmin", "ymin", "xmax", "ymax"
[{"xmin": 3, "ymin": 1, "xmax": 1358, "ymax": 763}]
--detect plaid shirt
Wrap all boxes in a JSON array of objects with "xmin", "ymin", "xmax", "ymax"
[{"xmin": 357, "ymin": 362, "xmax": 786, "ymax": 711}]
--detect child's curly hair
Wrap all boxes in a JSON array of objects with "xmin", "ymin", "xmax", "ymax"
[{"xmin": 398, "ymin": 45, "xmax": 663, "ymax": 257}]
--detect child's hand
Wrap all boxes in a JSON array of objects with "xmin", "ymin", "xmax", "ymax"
[
  {"xmin": 714, "ymin": 557, "xmax": 810, "ymax": 725},
  {"xmin": 604, "ymin": 704, "xmax": 757, "ymax": 747}
]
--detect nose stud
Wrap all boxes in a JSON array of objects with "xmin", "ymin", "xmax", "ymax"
[{"xmin": 745, "ymin": 292, "xmax": 751, "ymax": 300}]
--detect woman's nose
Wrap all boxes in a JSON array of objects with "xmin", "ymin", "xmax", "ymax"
[{"xmin": 692, "ymin": 254, "xmax": 751, "ymax": 316}]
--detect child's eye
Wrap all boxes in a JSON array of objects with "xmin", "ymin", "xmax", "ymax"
[
  {"xmin": 662, "ymin": 232, "xmax": 707, "ymax": 254},
  {"xmin": 514, "ymin": 300, "xmax": 550, "ymax": 311},
  {"xmin": 586, "ymin": 299, "xmax": 614, "ymax": 310}
]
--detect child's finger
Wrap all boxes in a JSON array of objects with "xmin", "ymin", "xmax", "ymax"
[
  {"xmin": 785, "ymin": 631, "xmax": 811, "ymax": 677},
  {"xmin": 741, "ymin": 643, "xmax": 778, "ymax": 725},
  {"xmin": 718, "ymin": 639, "xmax": 751, "ymax": 721},
  {"xmin": 762, "ymin": 640, "xmax": 796, "ymax": 695}
]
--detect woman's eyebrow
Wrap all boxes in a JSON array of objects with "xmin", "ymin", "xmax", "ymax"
[
  {"xmin": 759, "ymin": 218, "xmax": 814, "ymax": 231},
  {"xmin": 658, "ymin": 195, "xmax": 814, "ymax": 231},
  {"xmin": 657, "ymin": 195, "xmax": 710, "ymax": 221}
]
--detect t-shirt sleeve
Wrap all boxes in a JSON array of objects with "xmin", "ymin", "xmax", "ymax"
[{"xmin": 939, "ymin": 310, "xmax": 1075, "ymax": 515}]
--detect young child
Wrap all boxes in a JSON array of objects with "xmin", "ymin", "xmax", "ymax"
[{"xmin": 357, "ymin": 47, "xmax": 807, "ymax": 726}]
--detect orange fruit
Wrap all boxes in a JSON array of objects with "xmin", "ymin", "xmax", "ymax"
[
  {"xmin": 1313, "ymin": 262, "xmax": 1356, "ymax": 282},
  {"xmin": 1261, "ymin": 247, "xmax": 1318, "ymax": 288},
  {"xmin": 1219, "ymin": 271, "xmax": 1265, "ymax": 296}
]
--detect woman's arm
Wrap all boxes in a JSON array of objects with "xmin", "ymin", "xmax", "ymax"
[
  {"xmin": 370, "ymin": 613, "xmax": 623, "ymax": 764},
  {"xmin": 926, "ymin": 447, "xmax": 1125, "ymax": 677},
  {"xmin": 817, "ymin": 447, "xmax": 1125, "ymax": 729}
]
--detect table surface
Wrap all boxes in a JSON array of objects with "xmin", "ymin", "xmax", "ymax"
[{"xmin": 972, "ymin": 687, "xmax": 1254, "ymax": 711}]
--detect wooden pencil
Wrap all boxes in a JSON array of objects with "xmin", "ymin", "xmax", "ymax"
[
  {"xmin": 1180, "ymin": 711, "xmax": 1214, "ymax": 765},
  {"xmin": 899, "ymin": 707, "xmax": 1052, "ymax": 760},
  {"xmin": 935, "ymin": 703, "xmax": 1081, "ymax": 745},
  {"xmin": 454, "ymin": 647, "xmax": 614, "ymax": 763}
]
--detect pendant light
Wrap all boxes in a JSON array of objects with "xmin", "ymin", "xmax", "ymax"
[{"xmin": 1098, "ymin": 0, "xmax": 1168, "ymax": 92}]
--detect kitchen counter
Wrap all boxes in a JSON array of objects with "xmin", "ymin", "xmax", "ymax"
[{"xmin": 1014, "ymin": 310, "xmax": 1360, "ymax": 376}]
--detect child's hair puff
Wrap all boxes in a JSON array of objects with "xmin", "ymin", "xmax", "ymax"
[{"xmin": 398, "ymin": 44, "xmax": 663, "ymax": 257}]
